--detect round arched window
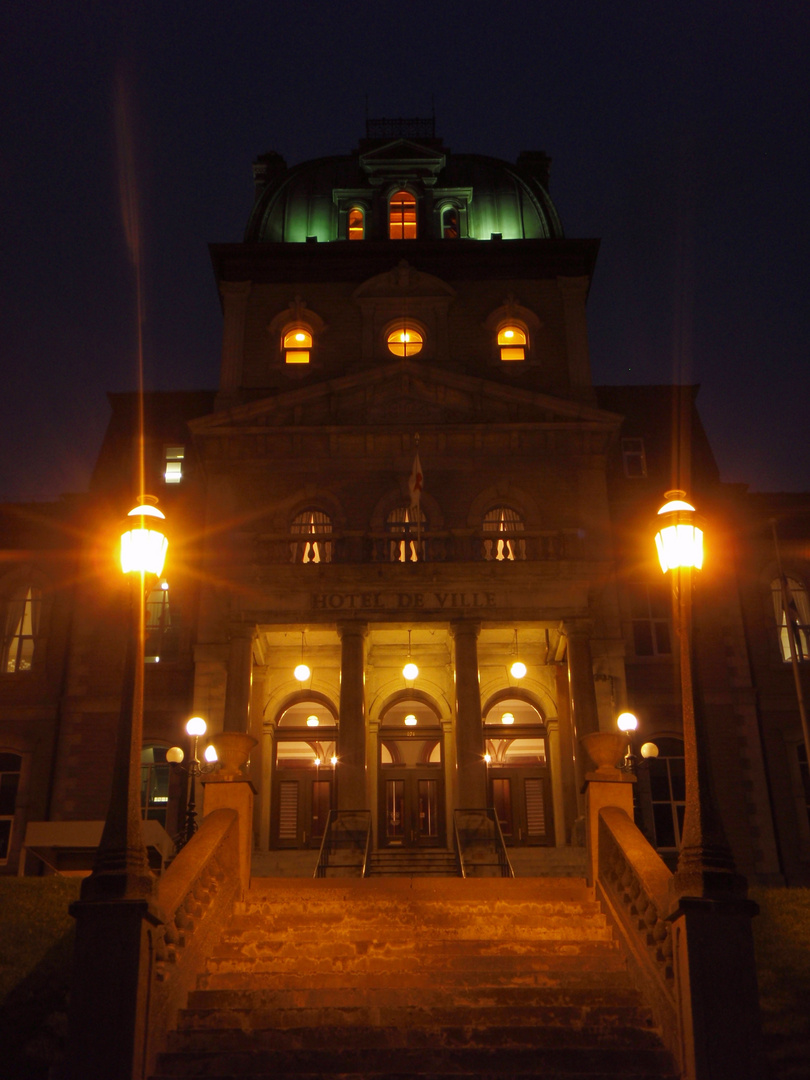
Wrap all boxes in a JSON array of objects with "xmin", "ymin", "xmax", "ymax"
[
  {"xmin": 387, "ymin": 325, "xmax": 423, "ymax": 357},
  {"xmin": 497, "ymin": 325, "xmax": 527, "ymax": 362},
  {"xmin": 283, "ymin": 327, "xmax": 313, "ymax": 364}
]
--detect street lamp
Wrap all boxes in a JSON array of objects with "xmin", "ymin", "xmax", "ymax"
[
  {"xmin": 617, "ymin": 711, "xmax": 638, "ymax": 772},
  {"xmin": 81, "ymin": 497, "xmax": 168, "ymax": 901},
  {"xmin": 654, "ymin": 491, "xmax": 739, "ymax": 896}
]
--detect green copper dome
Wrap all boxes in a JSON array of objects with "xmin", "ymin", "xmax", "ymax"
[{"xmin": 245, "ymin": 135, "xmax": 564, "ymax": 244}]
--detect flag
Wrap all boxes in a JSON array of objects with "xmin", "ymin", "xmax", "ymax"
[{"xmin": 409, "ymin": 452, "xmax": 423, "ymax": 511}]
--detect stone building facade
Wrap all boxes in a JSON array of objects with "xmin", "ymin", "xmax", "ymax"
[{"xmin": 1, "ymin": 125, "xmax": 807, "ymax": 885}]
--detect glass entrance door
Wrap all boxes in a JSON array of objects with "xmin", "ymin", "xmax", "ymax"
[
  {"xmin": 489, "ymin": 770, "xmax": 553, "ymax": 846},
  {"xmin": 381, "ymin": 772, "xmax": 442, "ymax": 846}
]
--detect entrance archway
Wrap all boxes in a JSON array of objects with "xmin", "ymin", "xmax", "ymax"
[
  {"xmin": 272, "ymin": 696, "xmax": 337, "ymax": 849},
  {"xmin": 483, "ymin": 695, "xmax": 553, "ymax": 846},
  {"xmin": 378, "ymin": 695, "xmax": 444, "ymax": 848}
]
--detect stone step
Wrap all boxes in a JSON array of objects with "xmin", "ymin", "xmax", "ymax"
[
  {"xmin": 150, "ymin": 1044, "xmax": 678, "ymax": 1077},
  {"xmin": 366, "ymin": 850, "xmax": 461, "ymax": 877}
]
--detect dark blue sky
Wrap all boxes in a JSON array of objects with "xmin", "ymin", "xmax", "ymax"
[{"xmin": 2, "ymin": 1, "xmax": 808, "ymax": 501}]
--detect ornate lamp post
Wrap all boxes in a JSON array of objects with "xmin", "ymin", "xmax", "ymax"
[
  {"xmin": 168, "ymin": 717, "xmax": 219, "ymax": 847},
  {"xmin": 654, "ymin": 491, "xmax": 740, "ymax": 897},
  {"xmin": 81, "ymin": 497, "xmax": 168, "ymax": 901},
  {"xmin": 617, "ymin": 711, "xmax": 638, "ymax": 772}
]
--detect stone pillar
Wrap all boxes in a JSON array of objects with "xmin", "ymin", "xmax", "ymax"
[
  {"xmin": 451, "ymin": 620, "xmax": 487, "ymax": 808},
  {"xmin": 223, "ymin": 626, "xmax": 255, "ymax": 734},
  {"xmin": 218, "ymin": 280, "xmax": 251, "ymax": 392},
  {"xmin": 202, "ymin": 777, "xmax": 256, "ymax": 898},
  {"xmin": 565, "ymin": 621, "xmax": 601, "ymax": 795},
  {"xmin": 555, "ymin": 661, "xmax": 581, "ymax": 838},
  {"xmin": 337, "ymin": 622, "xmax": 367, "ymax": 810}
]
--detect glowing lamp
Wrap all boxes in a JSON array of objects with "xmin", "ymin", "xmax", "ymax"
[
  {"xmin": 404, "ymin": 714, "xmax": 417, "ymax": 727},
  {"xmin": 484, "ymin": 752, "xmax": 492, "ymax": 764},
  {"xmin": 203, "ymin": 744, "xmax": 218, "ymax": 763},
  {"xmin": 641, "ymin": 742, "xmax": 659, "ymax": 759},
  {"xmin": 306, "ymin": 715, "xmax": 320, "ymax": 727},
  {"xmin": 510, "ymin": 660, "xmax": 527, "ymax": 679},
  {"xmin": 166, "ymin": 746, "xmax": 184, "ymax": 764},
  {"xmin": 655, "ymin": 491, "xmax": 703, "ymax": 572},
  {"xmin": 501, "ymin": 712, "xmax": 515, "ymax": 725},
  {"xmin": 294, "ymin": 663, "xmax": 311, "ymax": 682},
  {"xmin": 120, "ymin": 500, "xmax": 168, "ymax": 576},
  {"xmin": 330, "ymin": 755, "xmax": 338, "ymax": 766},
  {"xmin": 314, "ymin": 757, "xmax": 321, "ymax": 767},
  {"xmin": 617, "ymin": 712, "xmax": 638, "ymax": 733},
  {"xmin": 186, "ymin": 716, "xmax": 206, "ymax": 738},
  {"xmin": 402, "ymin": 661, "xmax": 419, "ymax": 681}
]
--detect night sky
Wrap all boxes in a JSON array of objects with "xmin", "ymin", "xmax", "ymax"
[{"xmin": 2, "ymin": 1, "xmax": 809, "ymax": 503}]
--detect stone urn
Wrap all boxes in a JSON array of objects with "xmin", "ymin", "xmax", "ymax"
[
  {"xmin": 580, "ymin": 731, "xmax": 626, "ymax": 776},
  {"xmin": 210, "ymin": 732, "xmax": 257, "ymax": 780}
]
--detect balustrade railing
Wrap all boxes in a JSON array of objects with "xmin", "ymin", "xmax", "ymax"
[
  {"xmin": 453, "ymin": 808, "xmax": 514, "ymax": 877},
  {"xmin": 314, "ymin": 810, "xmax": 372, "ymax": 877}
]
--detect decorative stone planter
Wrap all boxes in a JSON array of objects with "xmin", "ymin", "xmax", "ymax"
[
  {"xmin": 210, "ymin": 732, "xmax": 257, "ymax": 780},
  {"xmin": 580, "ymin": 731, "xmax": 626, "ymax": 776}
]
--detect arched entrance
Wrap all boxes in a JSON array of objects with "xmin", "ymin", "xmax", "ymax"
[
  {"xmin": 483, "ymin": 695, "xmax": 554, "ymax": 846},
  {"xmin": 378, "ymin": 695, "xmax": 445, "ymax": 848},
  {"xmin": 271, "ymin": 697, "xmax": 337, "ymax": 848}
]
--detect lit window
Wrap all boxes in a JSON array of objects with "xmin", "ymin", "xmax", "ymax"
[
  {"xmin": 628, "ymin": 582, "xmax": 672, "ymax": 657},
  {"xmin": 348, "ymin": 207, "xmax": 364, "ymax": 240},
  {"xmin": 772, "ymin": 577, "xmax": 810, "ymax": 662},
  {"xmin": 291, "ymin": 510, "xmax": 333, "ymax": 564},
  {"xmin": 386, "ymin": 507, "xmax": 426, "ymax": 562},
  {"xmin": 442, "ymin": 207, "xmax": 459, "ymax": 239},
  {"xmin": 3, "ymin": 586, "xmax": 41, "ymax": 673},
  {"xmin": 140, "ymin": 746, "xmax": 172, "ymax": 829},
  {"xmin": 0, "ymin": 752, "xmax": 22, "ymax": 864},
  {"xmin": 389, "ymin": 190, "xmax": 417, "ymax": 239},
  {"xmin": 386, "ymin": 325, "xmax": 423, "ymax": 357},
  {"xmin": 164, "ymin": 446, "xmax": 185, "ymax": 484},
  {"xmin": 283, "ymin": 327, "xmax": 313, "ymax": 365},
  {"xmin": 621, "ymin": 438, "xmax": 647, "ymax": 478},
  {"xmin": 497, "ymin": 325, "xmax": 527, "ymax": 362},
  {"xmin": 482, "ymin": 507, "xmax": 526, "ymax": 561}
]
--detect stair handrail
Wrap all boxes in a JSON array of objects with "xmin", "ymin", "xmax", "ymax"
[
  {"xmin": 453, "ymin": 807, "xmax": 514, "ymax": 877},
  {"xmin": 314, "ymin": 809, "xmax": 372, "ymax": 877}
]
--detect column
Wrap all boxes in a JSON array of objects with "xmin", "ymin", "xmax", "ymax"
[
  {"xmin": 554, "ymin": 661, "xmax": 581, "ymax": 838},
  {"xmin": 337, "ymin": 622, "xmax": 367, "ymax": 810},
  {"xmin": 565, "ymin": 620, "xmax": 600, "ymax": 797},
  {"xmin": 451, "ymin": 620, "xmax": 487, "ymax": 808},
  {"xmin": 223, "ymin": 626, "xmax": 255, "ymax": 733}
]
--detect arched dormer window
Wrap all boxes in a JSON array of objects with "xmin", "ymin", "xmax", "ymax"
[
  {"xmin": 772, "ymin": 576, "xmax": 810, "ymax": 661},
  {"xmin": 3, "ymin": 586, "xmax": 41, "ymax": 673},
  {"xmin": 386, "ymin": 506, "xmax": 426, "ymax": 563},
  {"xmin": 497, "ymin": 324, "xmax": 527, "ymax": 362},
  {"xmin": 442, "ymin": 206, "xmax": 459, "ymax": 239},
  {"xmin": 386, "ymin": 323, "xmax": 423, "ymax": 357},
  {"xmin": 389, "ymin": 190, "xmax": 417, "ymax": 239},
  {"xmin": 482, "ymin": 506, "xmax": 526, "ymax": 562},
  {"xmin": 291, "ymin": 510, "xmax": 333, "ymax": 564},
  {"xmin": 283, "ymin": 326, "xmax": 313, "ymax": 365},
  {"xmin": 348, "ymin": 207, "xmax": 364, "ymax": 240}
]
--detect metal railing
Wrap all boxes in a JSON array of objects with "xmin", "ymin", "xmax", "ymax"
[
  {"xmin": 453, "ymin": 808, "xmax": 514, "ymax": 878},
  {"xmin": 314, "ymin": 810, "xmax": 372, "ymax": 877}
]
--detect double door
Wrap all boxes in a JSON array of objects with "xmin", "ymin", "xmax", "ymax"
[
  {"xmin": 489, "ymin": 768, "xmax": 553, "ymax": 846},
  {"xmin": 380, "ymin": 770, "xmax": 444, "ymax": 847},
  {"xmin": 272, "ymin": 769, "xmax": 333, "ymax": 848}
]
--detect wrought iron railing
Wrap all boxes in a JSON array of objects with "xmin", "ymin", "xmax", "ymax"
[
  {"xmin": 314, "ymin": 810, "xmax": 372, "ymax": 877},
  {"xmin": 453, "ymin": 808, "xmax": 514, "ymax": 878}
]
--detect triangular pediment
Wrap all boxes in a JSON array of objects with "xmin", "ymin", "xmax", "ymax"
[
  {"xmin": 360, "ymin": 139, "xmax": 446, "ymax": 181},
  {"xmin": 189, "ymin": 362, "xmax": 622, "ymax": 438}
]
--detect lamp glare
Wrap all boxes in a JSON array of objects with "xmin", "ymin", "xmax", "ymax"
[
  {"xmin": 501, "ymin": 712, "xmax": 515, "ymax": 725},
  {"xmin": 186, "ymin": 716, "xmax": 206, "ymax": 737},
  {"xmin": 617, "ymin": 712, "xmax": 638, "ymax": 733},
  {"xmin": 510, "ymin": 660, "xmax": 527, "ymax": 679},
  {"xmin": 204, "ymin": 744, "xmax": 218, "ymax": 763},
  {"xmin": 402, "ymin": 661, "xmax": 419, "ymax": 681},
  {"xmin": 306, "ymin": 715, "xmax": 320, "ymax": 727},
  {"xmin": 404, "ymin": 714, "xmax": 417, "ymax": 727},
  {"xmin": 294, "ymin": 663, "xmax": 311, "ymax": 682}
]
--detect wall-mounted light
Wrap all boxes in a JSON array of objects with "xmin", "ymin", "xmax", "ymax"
[{"xmin": 330, "ymin": 755, "xmax": 338, "ymax": 766}]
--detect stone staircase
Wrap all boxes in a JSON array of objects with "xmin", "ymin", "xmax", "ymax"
[
  {"xmin": 366, "ymin": 848, "xmax": 460, "ymax": 877},
  {"xmin": 148, "ymin": 877, "xmax": 679, "ymax": 1079}
]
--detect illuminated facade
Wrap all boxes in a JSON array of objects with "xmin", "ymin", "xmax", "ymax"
[{"xmin": 1, "ymin": 123, "xmax": 808, "ymax": 885}]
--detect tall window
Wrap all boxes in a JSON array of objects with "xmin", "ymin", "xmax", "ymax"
[
  {"xmin": 164, "ymin": 445, "xmax": 185, "ymax": 484},
  {"xmin": 646, "ymin": 737, "xmax": 685, "ymax": 852},
  {"xmin": 389, "ymin": 190, "xmax": 416, "ymax": 239},
  {"xmin": 442, "ymin": 206, "xmax": 459, "ymax": 238},
  {"xmin": 140, "ymin": 746, "xmax": 171, "ymax": 829},
  {"xmin": 0, "ymin": 752, "xmax": 21, "ymax": 863},
  {"xmin": 482, "ymin": 507, "xmax": 526, "ymax": 561},
  {"xmin": 348, "ymin": 207, "xmax": 364, "ymax": 240},
  {"xmin": 621, "ymin": 438, "xmax": 647, "ymax": 478},
  {"xmin": 291, "ymin": 510, "xmax": 333, "ymax": 564},
  {"xmin": 772, "ymin": 576, "xmax": 810, "ymax": 662},
  {"xmin": 283, "ymin": 327, "xmax": 313, "ymax": 365},
  {"xmin": 145, "ymin": 581, "xmax": 177, "ymax": 663},
  {"xmin": 4, "ymin": 586, "xmax": 41, "ymax": 673},
  {"xmin": 497, "ymin": 325, "xmax": 527, "ymax": 362},
  {"xmin": 628, "ymin": 582, "xmax": 672, "ymax": 657},
  {"xmin": 386, "ymin": 507, "xmax": 425, "ymax": 562}
]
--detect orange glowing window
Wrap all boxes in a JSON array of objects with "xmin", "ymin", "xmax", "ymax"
[
  {"xmin": 389, "ymin": 190, "xmax": 417, "ymax": 239},
  {"xmin": 497, "ymin": 325, "xmax": 527, "ymax": 362},
  {"xmin": 283, "ymin": 327, "xmax": 312, "ymax": 364},
  {"xmin": 348, "ymin": 207, "xmax": 364, "ymax": 240},
  {"xmin": 387, "ymin": 325, "xmax": 423, "ymax": 357}
]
